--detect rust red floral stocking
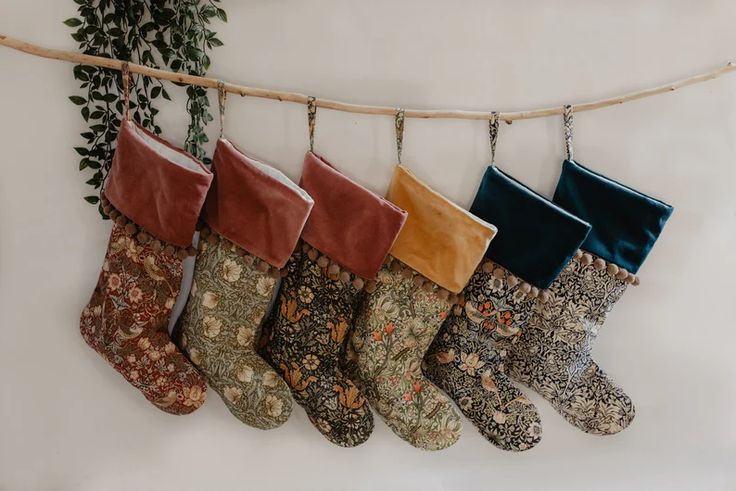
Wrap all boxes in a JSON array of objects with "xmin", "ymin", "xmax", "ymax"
[{"xmin": 80, "ymin": 199, "xmax": 207, "ymax": 414}]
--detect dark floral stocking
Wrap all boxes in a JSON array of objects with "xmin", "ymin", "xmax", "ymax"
[
  {"xmin": 424, "ymin": 260, "xmax": 543, "ymax": 451},
  {"xmin": 499, "ymin": 252, "xmax": 637, "ymax": 435},
  {"xmin": 260, "ymin": 245, "xmax": 374, "ymax": 447}
]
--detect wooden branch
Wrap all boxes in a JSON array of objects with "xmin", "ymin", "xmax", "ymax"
[{"xmin": 1, "ymin": 33, "xmax": 734, "ymax": 121}]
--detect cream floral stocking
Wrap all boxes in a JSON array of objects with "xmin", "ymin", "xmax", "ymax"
[
  {"xmin": 346, "ymin": 164, "xmax": 496, "ymax": 451},
  {"xmin": 348, "ymin": 259, "xmax": 463, "ymax": 451}
]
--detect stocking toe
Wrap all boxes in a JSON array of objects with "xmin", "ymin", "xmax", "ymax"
[{"xmin": 557, "ymin": 364, "xmax": 635, "ymax": 435}]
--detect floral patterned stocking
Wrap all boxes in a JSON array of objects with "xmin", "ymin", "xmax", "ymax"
[
  {"xmin": 345, "ymin": 164, "xmax": 495, "ymax": 450},
  {"xmin": 258, "ymin": 150, "xmax": 406, "ymax": 446},
  {"xmin": 498, "ymin": 252, "xmax": 638, "ymax": 435},
  {"xmin": 260, "ymin": 245, "xmax": 375, "ymax": 447},
  {"xmin": 172, "ymin": 138, "xmax": 313, "ymax": 429},
  {"xmin": 175, "ymin": 228, "xmax": 293, "ymax": 429},
  {"xmin": 348, "ymin": 258, "xmax": 463, "ymax": 451},
  {"xmin": 423, "ymin": 260, "xmax": 543, "ymax": 451},
  {"xmin": 79, "ymin": 119, "xmax": 212, "ymax": 415},
  {"xmin": 80, "ymin": 199, "xmax": 208, "ymax": 415}
]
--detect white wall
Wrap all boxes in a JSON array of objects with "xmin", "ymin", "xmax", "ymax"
[{"xmin": 1, "ymin": 1, "xmax": 734, "ymax": 490}]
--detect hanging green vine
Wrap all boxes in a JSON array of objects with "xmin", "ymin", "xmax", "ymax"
[{"xmin": 65, "ymin": 0, "xmax": 226, "ymax": 217}]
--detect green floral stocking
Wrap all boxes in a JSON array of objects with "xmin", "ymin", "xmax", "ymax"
[
  {"xmin": 176, "ymin": 228, "xmax": 292, "ymax": 429},
  {"xmin": 348, "ymin": 259, "xmax": 462, "ymax": 451}
]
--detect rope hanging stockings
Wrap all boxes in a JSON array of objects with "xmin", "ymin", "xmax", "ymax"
[
  {"xmin": 217, "ymin": 80, "xmax": 227, "ymax": 138},
  {"xmin": 121, "ymin": 61, "xmax": 131, "ymax": 121},
  {"xmin": 489, "ymin": 111, "xmax": 499, "ymax": 165},
  {"xmin": 395, "ymin": 108, "xmax": 405, "ymax": 164},
  {"xmin": 307, "ymin": 96, "xmax": 317, "ymax": 152},
  {"xmin": 563, "ymin": 104, "xmax": 574, "ymax": 161}
]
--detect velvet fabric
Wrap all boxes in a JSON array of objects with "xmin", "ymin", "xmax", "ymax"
[
  {"xmin": 204, "ymin": 139, "xmax": 314, "ymax": 268},
  {"xmin": 300, "ymin": 152, "xmax": 407, "ymax": 279},
  {"xmin": 470, "ymin": 165, "xmax": 591, "ymax": 289},
  {"xmin": 387, "ymin": 165, "xmax": 497, "ymax": 294},
  {"xmin": 553, "ymin": 160, "xmax": 674, "ymax": 274},
  {"xmin": 105, "ymin": 120, "xmax": 212, "ymax": 247}
]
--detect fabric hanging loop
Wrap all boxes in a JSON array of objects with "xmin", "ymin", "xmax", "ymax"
[
  {"xmin": 121, "ymin": 61, "xmax": 131, "ymax": 121},
  {"xmin": 217, "ymin": 80, "xmax": 227, "ymax": 139},
  {"xmin": 489, "ymin": 111, "xmax": 499, "ymax": 166},
  {"xmin": 307, "ymin": 96, "xmax": 317, "ymax": 152},
  {"xmin": 563, "ymin": 104, "xmax": 574, "ymax": 161},
  {"xmin": 395, "ymin": 108, "xmax": 405, "ymax": 164}
]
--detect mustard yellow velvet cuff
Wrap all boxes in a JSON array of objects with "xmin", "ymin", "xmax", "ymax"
[{"xmin": 386, "ymin": 165, "xmax": 497, "ymax": 293}]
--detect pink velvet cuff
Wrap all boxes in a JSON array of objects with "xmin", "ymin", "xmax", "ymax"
[
  {"xmin": 204, "ymin": 139, "xmax": 314, "ymax": 268},
  {"xmin": 105, "ymin": 121, "xmax": 212, "ymax": 247},
  {"xmin": 300, "ymin": 152, "xmax": 408, "ymax": 279}
]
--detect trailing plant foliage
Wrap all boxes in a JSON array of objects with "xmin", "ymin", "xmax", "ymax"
[{"xmin": 65, "ymin": 0, "xmax": 226, "ymax": 216}]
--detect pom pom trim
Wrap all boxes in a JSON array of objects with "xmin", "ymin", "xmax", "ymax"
[
  {"xmin": 300, "ymin": 242, "xmax": 372, "ymax": 292},
  {"xmin": 101, "ymin": 193, "xmax": 193, "ymax": 257},
  {"xmin": 573, "ymin": 250, "xmax": 639, "ymax": 285},
  {"xmin": 476, "ymin": 259, "xmax": 550, "ymax": 303},
  {"xmin": 384, "ymin": 256, "xmax": 462, "ymax": 306},
  {"xmin": 198, "ymin": 225, "xmax": 286, "ymax": 278}
]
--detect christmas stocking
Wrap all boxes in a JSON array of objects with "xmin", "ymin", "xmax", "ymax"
[
  {"xmin": 260, "ymin": 152, "xmax": 407, "ymax": 447},
  {"xmin": 423, "ymin": 164, "xmax": 591, "ymax": 450},
  {"xmin": 500, "ymin": 159, "xmax": 673, "ymax": 435},
  {"xmin": 80, "ymin": 120, "xmax": 212, "ymax": 414},
  {"xmin": 175, "ymin": 139, "xmax": 314, "ymax": 429},
  {"xmin": 347, "ymin": 165, "xmax": 496, "ymax": 450}
]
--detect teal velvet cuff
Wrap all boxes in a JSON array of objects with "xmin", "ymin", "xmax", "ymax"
[
  {"xmin": 470, "ymin": 165, "xmax": 592, "ymax": 289},
  {"xmin": 553, "ymin": 160, "xmax": 673, "ymax": 274}
]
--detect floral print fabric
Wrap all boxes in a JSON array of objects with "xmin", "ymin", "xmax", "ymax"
[
  {"xmin": 175, "ymin": 236, "xmax": 292, "ymax": 429},
  {"xmin": 260, "ymin": 249, "xmax": 373, "ymax": 447},
  {"xmin": 80, "ymin": 223, "xmax": 207, "ymax": 414},
  {"xmin": 347, "ymin": 263, "xmax": 462, "ymax": 451},
  {"xmin": 423, "ymin": 262, "xmax": 543, "ymax": 451},
  {"xmin": 498, "ymin": 254, "xmax": 635, "ymax": 435}
]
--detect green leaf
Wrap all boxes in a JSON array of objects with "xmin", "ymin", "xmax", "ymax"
[
  {"xmin": 68, "ymin": 0, "xmax": 226, "ymax": 218},
  {"xmin": 186, "ymin": 45, "xmax": 204, "ymax": 60}
]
